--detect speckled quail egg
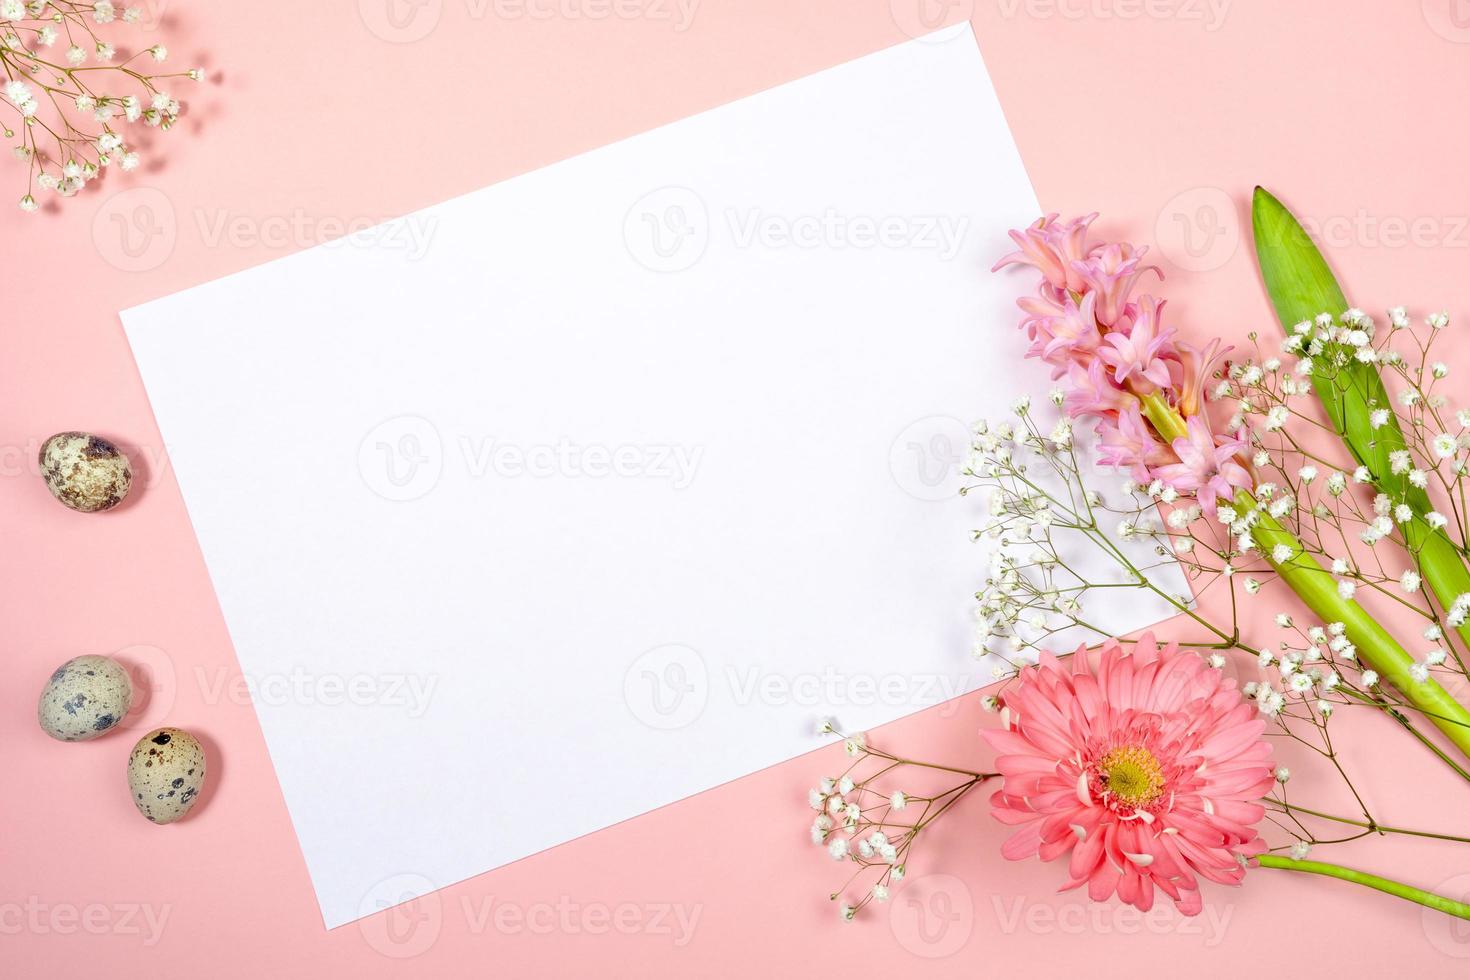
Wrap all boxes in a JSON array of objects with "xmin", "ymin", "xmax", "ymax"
[
  {"xmin": 127, "ymin": 728, "xmax": 207, "ymax": 824},
  {"xmin": 39, "ymin": 431, "xmax": 133, "ymax": 512},
  {"xmin": 37, "ymin": 654, "xmax": 133, "ymax": 741}
]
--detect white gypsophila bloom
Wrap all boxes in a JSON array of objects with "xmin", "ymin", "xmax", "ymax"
[
  {"xmin": 1361, "ymin": 670, "xmax": 1379, "ymax": 687},
  {"xmin": 1253, "ymin": 450, "xmax": 1270, "ymax": 468},
  {"xmin": 1275, "ymin": 766, "xmax": 1291, "ymax": 783},
  {"xmin": 1410, "ymin": 663, "xmax": 1431, "ymax": 683},
  {"xmin": 1291, "ymin": 841, "xmax": 1311, "ymax": 861},
  {"xmin": 1258, "ymin": 649, "xmax": 1274, "ymax": 668},
  {"xmin": 1426, "ymin": 624, "xmax": 1445, "ymax": 641},
  {"xmin": 1209, "ymin": 654, "xmax": 1226, "ymax": 669},
  {"xmin": 1389, "ymin": 450, "xmax": 1411, "ymax": 475},
  {"xmin": 1400, "ymin": 389, "xmax": 1421, "ymax": 408},
  {"xmin": 1355, "ymin": 348, "xmax": 1378, "ymax": 363},
  {"xmin": 1389, "ymin": 306, "xmax": 1409, "ymax": 329},
  {"xmin": 1401, "ymin": 570, "xmax": 1422, "ymax": 593},
  {"xmin": 1326, "ymin": 471, "xmax": 1347, "ymax": 496},
  {"xmin": 1353, "ymin": 466, "xmax": 1372, "ymax": 483},
  {"xmin": 1289, "ymin": 673, "xmax": 1314, "ymax": 694},
  {"xmin": 1318, "ymin": 700, "xmax": 1335, "ymax": 716},
  {"xmin": 1331, "ymin": 558, "xmax": 1349, "ymax": 575},
  {"xmin": 838, "ymin": 775, "xmax": 854, "ymax": 794},
  {"xmin": 1245, "ymin": 578, "xmax": 1261, "ymax": 595},
  {"xmin": 889, "ymin": 791, "xmax": 907, "ymax": 811},
  {"xmin": 1298, "ymin": 465, "xmax": 1318, "ymax": 483},
  {"xmin": 1427, "ymin": 511, "xmax": 1449, "ymax": 530},
  {"xmin": 872, "ymin": 884, "xmax": 890, "ymax": 903},
  {"xmin": 1272, "ymin": 544, "xmax": 1294, "ymax": 564},
  {"xmin": 1434, "ymin": 434, "xmax": 1459, "ymax": 459},
  {"xmin": 1433, "ymin": 362, "xmax": 1449, "ymax": 379},
  {"xmin": 66, "ymin": 44, "xmax": 85, "ymax": 65},
  {"xmin": 828, "ymin": 838, "xmax": 849, "ymax": 861},
  {"xmin": 1266, "ymin": 406, "xmax": 1289, "ymax": 431},
  {"xmin": 1370, "ymin": 409, "xmax": 1390, "ymax": 429},
  {"xmin": 1279, "ymin": 658, "xmax": 1297, "ymax": 678},
  {"xmin": 1409, "ymin": 469, "xmax": 1428, "ymax": 489},
  {"xmin": 1275, "ymin": 613, "xmax": 1293, "ymax": 628},
  {"xmin": 1395, "ymin": 504, "xmax": 1414, "ymax": 524},
  {"xmin": 93, "ymin": 0, "xmax": 115, "ymax": 22},
  {"xmin": 839, "ymin": 903, "xmax": 855, "ymax": 921},
  {"xmin": 1427, "ymin": 649, "xmax": 1448, "ymax": 667},
  {"xmin": 1428, "ymin": 312, "xmax": 1449, "ymax": 330}
]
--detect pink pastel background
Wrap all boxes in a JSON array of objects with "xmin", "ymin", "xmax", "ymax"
[{"xmin": 6, "ymin": 0, "xmax": 1470, "ymax": 975}]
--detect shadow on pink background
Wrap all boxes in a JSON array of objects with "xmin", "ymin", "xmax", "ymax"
[{"xmin": 4, "ymin": 1, "xmax": 1470, "ymax": 975}]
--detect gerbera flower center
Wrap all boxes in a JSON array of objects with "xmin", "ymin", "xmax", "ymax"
[{"xmin": 1096, "ymin": 745, "xmax": 1165, "ymax": 807}]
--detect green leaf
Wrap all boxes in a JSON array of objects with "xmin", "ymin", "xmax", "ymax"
[
  {"xmin": 1251, "ymin": 187, "xmax": 1418, "ymax": 506},
  {"xmin": 1252, "ymin": 187, "xmax": 1470, "ymax": 645}
]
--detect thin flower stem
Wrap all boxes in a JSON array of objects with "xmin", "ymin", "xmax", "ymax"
[
  {"xmin": 1137, "ymin": 389, "xmax": 1470, "ymax": 767},
  {"xmin": 1256, "ymin": 855, "xmax": 1470, "ymax": 920}
]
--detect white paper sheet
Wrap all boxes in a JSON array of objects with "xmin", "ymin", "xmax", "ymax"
[{"xmin": 122, "ymin": 24, "xmax": 1185, "ymax": 928}]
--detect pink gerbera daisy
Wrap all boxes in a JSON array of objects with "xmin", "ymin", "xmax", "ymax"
[{"xmin": 982, "ymin": 634, "xmax": 1274, "ymax": 916}]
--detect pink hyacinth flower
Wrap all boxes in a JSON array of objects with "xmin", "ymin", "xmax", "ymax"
[
  {"xmin": 1155, "ymin": 415, "xmax": 1253, "ymax": 516},
  {"xmin": 1063, "ymin": 358, "xmax": 1133, "ymax": 421},
  {"xmin": 1096, "ymin": 295, "xmax": 1175, "ymax": 392},
  {"xmin": 982, "ymin": 635, "xmax": 1274, "ymax": 917},
  {"xmin": 1070, "ymin": 242, "xmax": 1161, "ymax": 329},
  {"xmin": 1094, "ymin": 402, "xmax": 1173, "ymax": 481},
  {"xmin": 992, "ymin": 213, "xmax": 1099, "ymax": 293}
]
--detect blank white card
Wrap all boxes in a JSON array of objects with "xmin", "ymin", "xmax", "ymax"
[{"xmin": 122, "ymin": 24, "xmax": 1183, "ymax": 927}]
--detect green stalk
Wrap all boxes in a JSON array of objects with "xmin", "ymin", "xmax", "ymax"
[
  {"xmin": 1257, "ymin": 855, "xmax": 1470, "ymax": 920},
  {"xmin": 1252, "ymin": 186, "xmax": 1470, "ymax": 652},
  {"xmin": 1140, "ymin": 391, "xmax": 1470, "ymax": 761}
]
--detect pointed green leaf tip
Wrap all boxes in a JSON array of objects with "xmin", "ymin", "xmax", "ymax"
[
  {"xmin": 1250, "ymin": 186, "xmax": 1405, "ymax": 495},
  {"xmin": 1251, "ymin": 186, "xmax": 1347, "ymax": 330}
]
